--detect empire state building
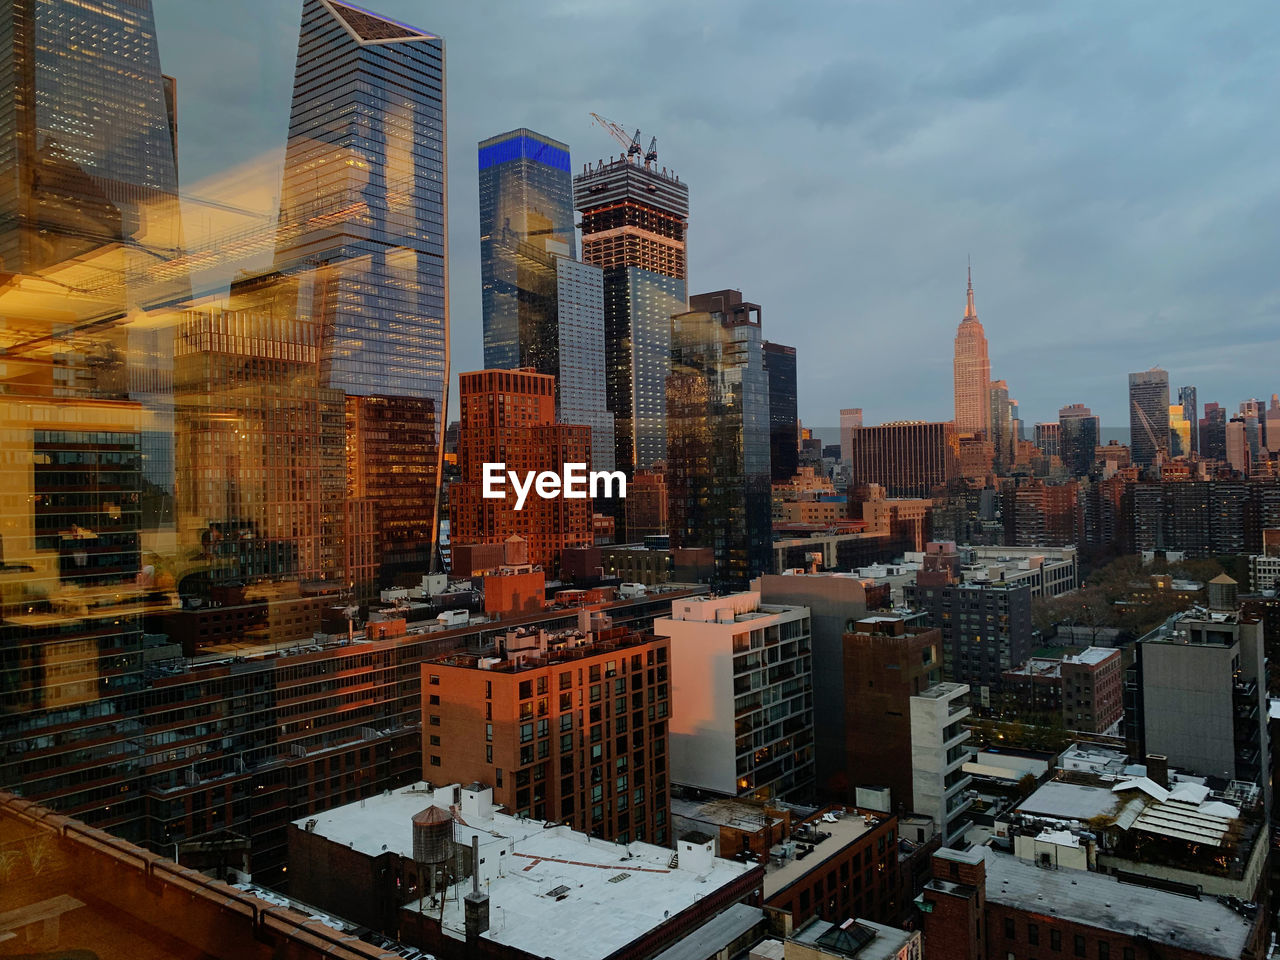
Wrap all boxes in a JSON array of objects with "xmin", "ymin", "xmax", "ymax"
[{"xmin": 953, "ymin": 268, "xmax": 992, "ymax": 437}]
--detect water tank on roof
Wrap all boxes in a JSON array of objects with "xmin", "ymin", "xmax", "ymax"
[{"xmin": 412, "ymin": 806, "xmax": 452, "ymax": 864}]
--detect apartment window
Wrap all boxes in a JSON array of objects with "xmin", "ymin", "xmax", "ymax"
[
  {"xmin": 429, "ymin": 694, "xmax": 439, "ymax": 705},
  {"xmin": 1004, "ymin": 919, "xmax": 1015, "ymax": 940},
  {"xmin": 1051, "ymin": 930, "xmax": 1061, "ymax": 952},
  {"xmin": 1074, "ymin": 935, "xmax": 1086, "ymax": 957},
  {"xmin": 1123, "ymin": 950, "xmax": 1134, "ymax": 960},
  {"xmin": 429, "ymin": 735, "xmax": 440, "ymax": 746},
  {"xmin": 519, "ymin": 680, "xmax": 533, "ymax": 699},
  {"xmin": 428, "ymin": 674, "xmax": 440, "ymax": 685},
  {"xmin": 430, "ymin": 755, "xmax": 440, "ymax": 766},
  {"xmin": 1028, "ymin": 924, "xmax": 1039, "ymax": 946},
  {"xmin": 485, "ymin": 723, "xmax": 493, "ymax": 741},
  {"xmin": 429, "ymin": 715, "xmax": 440, "ymax": 726},
  {"xmin": 486, "ymin": 745, "xmax": 493, "ymax": 763},
  {"xmin": 1098, "ymin": 943, "xmax": 1109, "ymax": 960}
]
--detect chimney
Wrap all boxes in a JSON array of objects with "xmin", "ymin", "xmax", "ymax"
[
  {"xmin": 464, "ymin": 834, "xmax": 490, "ymax": 943},
  {"xmin": 1145, "ymin": 754, "xmax": 1169, "ymax": 789}
]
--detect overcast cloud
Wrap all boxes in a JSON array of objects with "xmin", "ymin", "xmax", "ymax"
[{"xmin": 152, "ymin": 0, "xmax": 1280, "ymax": 431}]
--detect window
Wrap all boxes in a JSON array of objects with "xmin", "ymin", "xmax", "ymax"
[
  {"xmin": 1098, "ymin": 943, "xmax": 1109, "ymax": 960},
  {"xmin": 429, "ymin": 735, "xmax": 440, "ymax": 746},
  {"xmin": 1004, "ymin": 919, "xmax": 1015, "ymax": 940},
  {"xmin": 1074, "ymin": 935, "xmax": 1086, "ymax": 958},
  {"xmin": 519, "ymin": 680, "xmax": 533, "ymax": 699},
  {"xmin": 1051, "ymin": 930, "xmax": 1061, "ymax": 952},
  {"xmin": 429, "ymin": 755, "xmax": 440, "ymax": 766},
  {"xmin": 428, "ymin": 674, "xmax": 440, "ymax": 685},
  {"xmin": 1028, "ymin": 924, "xmax": 1039, "ymax": 946},
  {"xmin": 429, "ymin": 715, "xmax": 440, "ymax": 726},
  {"xmin": 428, "ymin": 694, "xmax": 439, "ymax": 705}
]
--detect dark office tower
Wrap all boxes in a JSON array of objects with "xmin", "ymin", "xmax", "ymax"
[
  {"xmin": 574, "ymin": 149, "xmax": 689, "ymax": 475},
  {"xmin": 273, "ymin": 0, "xmax": 447, "ymax": 585},
  {"xmin": 953, "ymin": 268, "xmax": 992, "ymax": 438},
  {"xmin": 847, "ymin": 421, "xmax": 960, "ymax": 498},
  {"xmin": 1128, "ymin": 368, "xmax": 1170, "ymax": 469},
  {"xmin": 479, "ymin": 128, "xmax": 575, "ymax": 369},
  {"xmin": 1177, "ymin": 386, "xmax": 1199, "ymax": 454},
  {"xmin": 1058, "ymin": 403, "xmax": 1100, "ymax": 476},
  {"xmin": 763, "ymin": 341, "xmax": 798, "ymax": 482},
  {"xmin": 1200, "ymin": 401, "xmax": 1227, "ymax": 461},
  {"xmin": 666, "ymin": 291, "xmax": 771, "ymax": 588},
  {"xmin": 988, "ymin": 379, "xmax": 1016, "ymax": 473}
]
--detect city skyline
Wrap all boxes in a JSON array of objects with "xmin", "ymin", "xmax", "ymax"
[{"xmin": 153, "ymin": 0, "xmax": 1280, "ymax": 429}]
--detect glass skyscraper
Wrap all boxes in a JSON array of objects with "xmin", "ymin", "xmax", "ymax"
[
  {"xmin": 477, "ymin": 128, "xmax": 612, "ymax": 469},
  {"xmin": 574, "ymin": 155, "xmax": 689, "ymax": 478},
  {"xmin": 479, "ymin": 128, "xmax": 575, "ymax": 369},
  {"xmin": 1129, "ymin": 367, "xmax": 1170, "ymax": 468},
  {"xmin": 274, "ymin": 0, "xmax": 448, "ymax": 583},
  {"xmin": 666, "ymin": 290, "xmax": 772, "ymax": 589},
  {"xmin": 763, "ymin": 340, "xmax": 798, "ymax": 482}
]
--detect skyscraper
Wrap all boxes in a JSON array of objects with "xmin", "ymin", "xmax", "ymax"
[
  {"xmin": 574, "ymin": 149, "xmax": 689, "ymax": 476},
  {"xmin": 1201, "ymin": 401, "xmax": 1227, "ymax": 461},
  {"xmin": 666, "ymin": 290, "xmax": 772, "ymax": 587},
  {"xmin": 988, "ymin": 379, "xmax": 1016, "ymax": 474},
  {"xmin": 1128, "ymin": 368, "xmax": 1170, "ymax": 469},
  {"xmin": 1169, "ymin": 404, "xmax": 1192, "ymax": 458},
  {"xmin": 1058, "ymin": 403, "xmax": 1100, "ymax": 476},
  {"xmin": 763, "ymin": 340, "xmax": 798, "ymax": 482},
  {"xmin": 1177, "ymin": 385, "xmax": 1199, "ymax": 454},
  {"xmin": 477, "ymin": 128, "xmax": 613, "ymax": 470},
  {"xmin": 479, "ymin": 128, "xmax": 576, "ymax": 369},
  {"xmin": 274, "ymin": 0, "xmax": 448, "ymax": 584},
  {"xmin": 953, "ymin": 268, "xmax": 991, "ymax": 438},
  {"xmin": 846, "ymin": 421, "xmax": 960, "ymax": 498}
]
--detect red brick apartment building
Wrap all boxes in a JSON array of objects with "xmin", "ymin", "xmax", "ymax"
[
  {"xmin": 449, "ymin": 368, "xmax": 594, "ymax": 575},
  {"xmin": 424, "ymin": 614, "xmax": 671, "ymax": 844}
]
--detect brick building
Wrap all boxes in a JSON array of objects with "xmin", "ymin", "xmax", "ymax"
[
  {"xmin": 423, "ymin": 612, "xmax": 670, "ymax": 844},
  {"xmin": 922, "ymin": 847, "xmax": 1263, "ymax": 960},
  {"xmin": 449, "ymin": 368, "xmax": 594, "ymax": 576},
  {"xmin": 1000, "ymin": 647, "xmax": 1124, "ymax": 734}
]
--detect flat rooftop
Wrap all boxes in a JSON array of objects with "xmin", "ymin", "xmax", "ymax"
[
  {"xmin": 295, "ymin": 784, "xmax": 758, "ymax": 960},
  {"xmin": 979, "ymin": 847, "xmax": 1252, "ymax": 959},
  {"xmin": 672, "ymin": 796, "xmax": 787, "ymax": 833},
  {"xmin": 764, "ymin": 813, "xmax": 880, "ymax": 899},
  {"xmin": 790, "ymin": 917, "xmax": 915, "ymax": 960},
  {"xmin": 1017, "ymin": 781, "xmax": 1119, "ymax": 822}
]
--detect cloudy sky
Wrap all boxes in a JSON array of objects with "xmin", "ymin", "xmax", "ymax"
[{"xmin": 153, "ymin": 0, "xmax": 1280, "ymax": 432}]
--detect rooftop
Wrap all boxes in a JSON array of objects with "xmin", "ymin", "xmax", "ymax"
[
  {"xmin": 671, "ymin": 796, "xmax": 788, "ymax": 833},
  {"xmin": 977, "ymin": 847, "xmax": 1252, "ymax": 959},
  {"xmin": 790, "ymin": 917, "xmax": 917, "ymax": 960},
  {"xmin": 764, "ymin": 812, "xmax": 883, "ymax": 899},
  {"xmin": 294, "ymin": 783, "xmax": 758, "ymax": 960},
  {"xmin": 1061, "ymin": 647, "xmax": 1118, "ymax": 666}
]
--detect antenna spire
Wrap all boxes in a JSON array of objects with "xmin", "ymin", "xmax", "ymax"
[{"xmin": 965, "ymin": 258, "xmax": 977, "ymax": 320}]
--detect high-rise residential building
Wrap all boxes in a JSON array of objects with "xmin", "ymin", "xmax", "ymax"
[
  {"xmin": 1128, "ymin": 368, "xmax": 1170, "ymax": 468},
  {"xmin": 449, "ymin": 369, "xmax": 593, "ymax": 575},
  {"xmin": 1178, "ymin": 385, "xmax": 1199, "ymax": 454},
  {"xmin": 846, "ymin": 421, "xmax": 959, "ymax": 498},
  {"xmin": 763, "ymin": 340, "xmax": 799, "ymax": 483},
  {"xmin": 840, "ymin": 408, "xmax": 864, "ymax": 464},
  {"xmin": 478, "ymin": 128, "xmax": 576, "ymax": 368},
  {"xmin": 1002, "ymin": 479, "xmax": 1081, "ymax": 547},
  {"xmin": 477, "ymin": 129, "xmax": 614, "ymax": 471},
  {"xmin": 573, "ymin": 151, "xmax": 689, "ymax": 475},
  {"xmin": 904, "ymin": 548, "xmax": 1034, "ymax": 708},
  {"xmin": 1058, "ymin": 403, "xmax": 1100, "ymax": 476},
  {"xmin": 1169, "ymin": 403, "xmax": 1192, "ymax": 458},
  {"xmin": 953, "ymin": 268, "xmax": 992, "ymax": 438},
  {"xmin": 624, "ymin": 467, "xmax": 669, "ymax": 539},
  {"xmin": 656, "ymin": 593, "xmax": 814, "ymax": 800},
  {"xmin": 910, "ymin": 681, "xmax": 975, "ymax": 843},
  {"xmin": 1226, "ymin": 417, "xmax": 1251, "ymax": 475},
  {"xmin": 666, "ymin": 291, "xmax": 772, "ymax": 587},
  {"xmin": 556, "ymin": 257, "xmax": 615, "ymax": 470},
  {"xmin": 423, "ymin": 615, "xmax": 671, "ymax": 844},
  {"xmin": 273, "ymin": 0, "xmax": 448, "ymax": 584}
]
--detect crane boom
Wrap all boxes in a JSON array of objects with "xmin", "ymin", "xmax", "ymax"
[{"xmin": 589, "ymin": 113, "xmax": 658, "ymax": 166}]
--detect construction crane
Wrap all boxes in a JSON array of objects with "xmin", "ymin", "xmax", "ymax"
[{"xmin": 589, "ymin": 112, "xmax": 657, "ymax": 166}]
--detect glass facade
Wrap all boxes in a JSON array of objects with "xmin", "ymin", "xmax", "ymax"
[
  {"xmin": 275, "ymin": 0, "xmax": 447, "ymax": 582},
  {"xmin": 763, "ymin": 341, "xmax": 798, "ymax": 482},
  {"xmin": 556, "ymin": 257, "xmax": 615, "ymax": 471},
  {"xmin": 478, "ymin": 128, "xmax": 575, "ymax": 370},
  {"xmin": 666, "ymin": 293, "xmax": 772, "ymax": 588},
  {"xmin": 574, "ymin": 158, "xmax": 689, "ymax": 482}
]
